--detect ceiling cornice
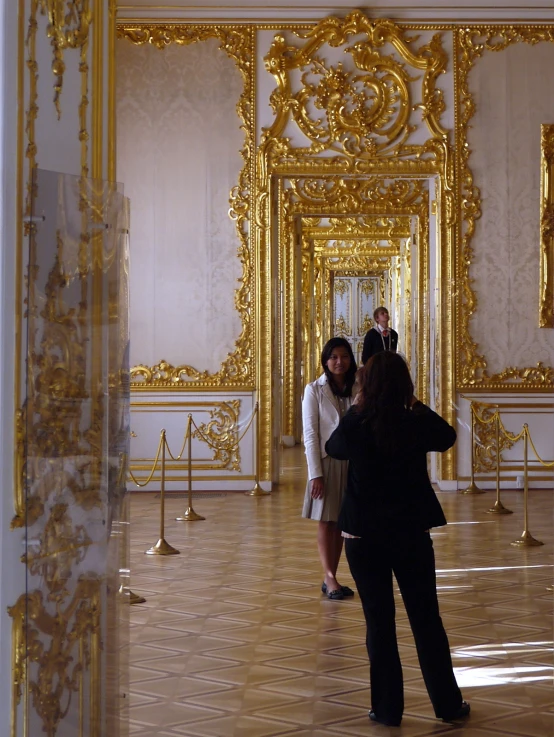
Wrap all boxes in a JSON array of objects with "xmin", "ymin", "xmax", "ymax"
[{"xmin": 116, "ymin": 2, "xmax": 554, "ymax": 23}]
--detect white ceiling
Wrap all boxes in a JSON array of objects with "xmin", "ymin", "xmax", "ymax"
[{"xmin": 116, "ymin": 1, "xmax": 554, "ymax": 22}]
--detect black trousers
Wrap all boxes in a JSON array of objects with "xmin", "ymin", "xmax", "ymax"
[{"xmin": 345, "ymin": 530, "xmax": 463, "ymax": 723}]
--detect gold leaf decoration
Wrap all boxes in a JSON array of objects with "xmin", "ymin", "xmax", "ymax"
[
  {"xmin": 540, "ymin": 123, "xmax": 554, "ymax": 328},
  {"xmin": 264, "ymin": 11, "xmax": 447, "ymax": 158},
  {"xmin": 38, "ymin": 0, "xmax": 92, "ymax": 119},
  {"xmin": 472, "ymin": 402, "xmax": 515, "ymax": 473},
  {"xmin": 192, "ymin": 400, "xmax": 241, "ymax": 471}
]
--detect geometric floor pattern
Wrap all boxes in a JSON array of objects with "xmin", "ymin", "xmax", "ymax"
[{"xmin": 129, "ymin": 447, "xmax": 554, "ymax": 736}]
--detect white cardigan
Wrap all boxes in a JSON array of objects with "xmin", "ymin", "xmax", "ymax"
[{"xmin": 302, "ymin": 374, "xmax": 353, "ymax": 481}]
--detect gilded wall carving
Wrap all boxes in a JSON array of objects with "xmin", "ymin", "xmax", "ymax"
[
  {"xmin": 13, "ymin": 1, "xmax": 124, "ymax": 731},
  {"xmin": 11, "ymin": 168, "xmax": 130, "ymax": 736},
  {"xmin": 9, "ymin": 575, "xmax": 101, "ymax": 737},
  {"xmin": 472, "ymin": 401, "xmax": 515, "ymax": 473},
  {"xmin": 540, "ymin": 123, "xmax": 554, "ymax": 327},
  {"xmin": 281, "ymin": 176, "xmax": 428, "ymax": 440},
  {"xmin": 456, "ymin": 26, "xmax": 554, "ymax": 389},
  {"xmin": 257, "ymin": 10, "xmax": 455, "ymax": 477},
  {"xmin": 37, "ymin": 0, "xmax": 91, "ymax": 119},
  {"xmin": 117, "ymin": 25, "xmax": 255, "ymax": 389},
  {"xmin": 16, "ymin": 0, "xmax": 94, "ymax": 527},
  {"xmin": 193, "ymin": 400, "xmax": 241, "ymax": 471},
  {"xmin": 129, "ymin": 400, "xmax": 243, "ymax": 478}
]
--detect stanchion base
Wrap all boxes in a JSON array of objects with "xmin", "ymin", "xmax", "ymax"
[
  {"xmin": 459, "ymin": 481, "xmax": 486, "ymax": 495},
  {"xmin": 176, "ymin": 507, "xmax": 205, "ymax": 522},
  {"xmin": 487, "ymin": 501, "xmax": 513, "ymax": 515},
  {"xmin": 510, "ymin": 531, "xmax": 544, "ymax": 547},
  {"xmin": 546, "ymin": 586, "xmax": 553, "ymax": 592},
  {"xmin": 245, "ymin": 482, "xmax": 271, "ymax": 497},
  {"xmin": 130, "ymin": 590, "xmax": 147, "ymax": 605},
  {"xmin": 145, "ymin": 538, "xmax": 180, "ymax": 555}
]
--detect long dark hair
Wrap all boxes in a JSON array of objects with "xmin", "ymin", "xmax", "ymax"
[
  {"xmin": 354, "ymin": 351, "xmax": 414, "ymax": 453},
  {"xmin": 321, "ymin": 337, "xmax": 357, "ymax": 397}
]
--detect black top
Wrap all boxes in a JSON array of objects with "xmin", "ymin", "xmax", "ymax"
[
  {"xmin": 325, "ymin": 402, "xmax": 456, "ymax": 538},
  {"xmin": 361, "ymin": 327, "xmax": 398, "ymax": 365}
]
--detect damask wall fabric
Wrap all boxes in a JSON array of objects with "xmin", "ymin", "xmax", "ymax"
[
  {"xmin": 116, "ymin": 38, "xmax": 243, "ymax": 372},
  {"xmin": 469, "ymin": 42, "xmax": 554, "ymax": 373}
]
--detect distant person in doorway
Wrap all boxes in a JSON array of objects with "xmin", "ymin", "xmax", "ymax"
[
  {"xmin": 361, "ymin": 306, "xmax": 398, "ymax": 365},
  {"xmin": 301, "ymin": 338, "xmax": 357, "ymax": 600},
  {"xmin": 325, "ymin": 351, "xmax": 470, "ymax": 726}
]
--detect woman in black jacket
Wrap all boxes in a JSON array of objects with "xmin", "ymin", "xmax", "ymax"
[{"xmin": 325, "ymin": 351, "xmax": 470, "ymax": 727}]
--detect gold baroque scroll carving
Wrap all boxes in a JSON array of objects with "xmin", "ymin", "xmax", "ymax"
[
  {"xmin": 193, "ymin": 400, "xmax": 242, "ymax": 471},
  {"xmin": 258, "ymin": 10, "xmax": 455, "ymax": 478},
  {"xmin": 456, "ymin": 26, "xmax": 554, "ymax": 388},
  {"xmin": 263, "ymin": 10, "xmax": 448, "ymax": 155},
  {"xmin": 16, "ymin": 0, "xmax": 92, "ymax": 528},
  {"xmin": 9, "ymin": 500, "xmax": 100, "ymax": 737},
  {"xmin": 117, "ymin": 24, "xmax": 255, "ymax": 389},
  {"xmin": 472, "ymin": 401, "xmax": 515, "ymax": 473},
  {"xmin": 540, "ymin": 123, "xmax": 554, "ymax": 328}
]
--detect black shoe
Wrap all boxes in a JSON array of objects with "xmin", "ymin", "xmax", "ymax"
[
  {"xmin": 369, "ymin": 710, "xmax": 402, "ymax": 727},
  {"xmin": 441, "ymin": 700, "xmax": 470, "ymax": 722}
]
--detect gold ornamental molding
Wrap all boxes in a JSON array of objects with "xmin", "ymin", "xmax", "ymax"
[
  {"xmin": 130, "ymin": 399, "xmax": 242, "ymax": 474},
  {"xmin": 301, "ymin": 215, "xmax": 412, "ymax": 239},
  {"xmin": 280, "ymin": 176, "xmax": 429, "ymax": 441},
  {"xmin": 472, "ymin": 401, "xmax": 515, "ymax": 473},
  {"xmin": 9, "ymin": 577, "xmax": 101, "ymax": 737},
  {"xmin": 117, "ymin": 24, "xmax": 255, "ymax": 390},
  {"xmin": 540, "ymin": 123, "xmax": 554, "ymax": 328},
  {"xmin": 37, "ymin": 0, "xmax": 92, "ymax": 120},
  {"xmin": 456, "ymin": 26, "xmax": 554, "ymax": 390},
  {"xmin": 263, "ymin": 10, "xmax": 448, "ymax": 153},
  {"xmin": 257, "ymin": 11, "xmax": 456, "ymax": 478},
  {"xmin": 10, "ymin": 494, "xmax": 102, "ymax": 736},
  {"xmin": 15, "ymin": 0, "xmax": 94, "ymax": 527}
]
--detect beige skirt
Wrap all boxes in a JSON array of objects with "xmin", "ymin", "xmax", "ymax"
[{"xmin": 301, "ymin": 455, "xmax": 348, "ymax": 523}]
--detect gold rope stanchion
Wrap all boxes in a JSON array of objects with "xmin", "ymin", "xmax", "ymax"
[
  {"xmin": 511, "ymin": 425, "xmax": 543, "ymax": 547},
  {"xmin": 146, "ymin": 430, "xmax": 180, "ymax": 554},
  {"xmin": 460, "ymin": 402, "xmax": 485, "ymax": 494},
  {"xmin": 487, "ymin": 411, "xmax": 513, "ymax": 515},
  {"xmin": 118, "ymin": 584, "xmax": 146, "ymax": 605},
  {"xmin": 176, "ymin": 415, "xmax": 205, "ymax": 522},
  {"xmin": 245, "ymin": 402, "xmax": 270, "ymax": 496}
]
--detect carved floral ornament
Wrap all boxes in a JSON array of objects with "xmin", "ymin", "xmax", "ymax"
[
  {"xmin": 38, "ymin": 0, "xmax": 92, "ymax": 119},
  {"xmin": 263, "ymin": 11, "xmax": 448, "ymax": 159},
  {"xmin": 257, "ymin": 3, "xmax": 455, "ymax": 317}
]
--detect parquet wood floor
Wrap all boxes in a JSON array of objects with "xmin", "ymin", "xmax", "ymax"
[{"xmin": 128, "ymin": 447, "xmax": 553, "ymax": 736}]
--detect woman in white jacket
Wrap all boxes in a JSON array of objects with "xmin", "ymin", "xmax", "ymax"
[{"xmin": 301, "ymin": 337, "xmax": 357, "ymax": 600}]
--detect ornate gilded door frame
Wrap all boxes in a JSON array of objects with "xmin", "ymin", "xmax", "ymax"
[
  {"xmin": 256, "ymin": 11, "xmax": 457, "ymax": 481},
  {"xmin": 268, "ymin": 169, "xmax": 446, "ymax": 472},
  {"xmin": 282, "ymin": 189, "xmax": 429, "ymax": 443}
]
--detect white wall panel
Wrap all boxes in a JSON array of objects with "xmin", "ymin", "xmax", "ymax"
[
  {"xmin": 456, "ymin": 393, "xmax": 554, "ymax": 490},
  {"xmin": 468, "ymin": 43, "xmax": 554, "ymax": 374},
  {"xmin": 117, "ymin": 38, "xmax": 244, "ymax": 372},
  {"xmin": 130, "ymin": 392, "xmax": 258, "ymax": 491}
]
